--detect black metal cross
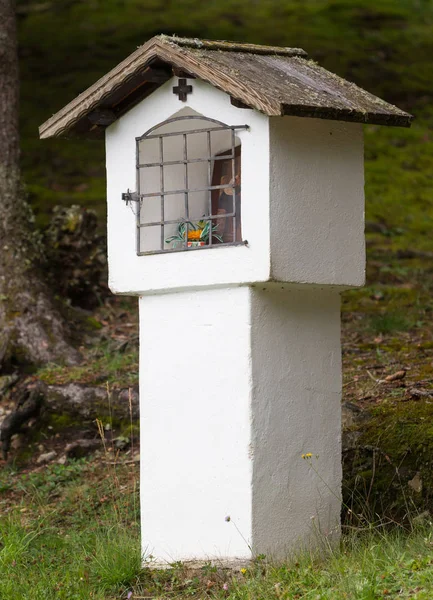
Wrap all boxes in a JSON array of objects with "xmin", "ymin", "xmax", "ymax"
[{"xmin": 173, "ymin": 78, "xmax": 192, "ymax": 102}]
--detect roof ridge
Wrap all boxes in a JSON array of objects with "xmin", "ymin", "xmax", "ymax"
[{"xmin": 159, "ymin": 35, "xmax": 308, "ymax": 57}]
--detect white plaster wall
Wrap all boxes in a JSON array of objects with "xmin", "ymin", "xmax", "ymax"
[
  {"xmin": 269, "ymin": 117, "xmax": 365, "ymax": 287},
  {"xmin": 139, "ymin": 283, "xmax": 343, "ymax": 564},
  {"xmin": 250, "ymin": 285, "xmax": 342, "ymax": 558},
  {"xmin": 106, "ymin": 78, "xmax": 270, "ymax": 295},
  {"xmin": 140, "ymin": 287, "xmax": 253, "ymax": 563}
]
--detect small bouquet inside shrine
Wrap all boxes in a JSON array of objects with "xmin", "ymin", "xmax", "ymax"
[{"xmin": 165, "ymin": 219, "xmax": 223, "ymax": 248}]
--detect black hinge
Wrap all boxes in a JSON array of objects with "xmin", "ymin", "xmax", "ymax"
[{"xmin": 122, "ymin": 189, "xmax": 139, "ymax": 204}]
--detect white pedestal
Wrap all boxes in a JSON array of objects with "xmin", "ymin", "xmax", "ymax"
[{"xmin": 139, "ymin": 284, "xmax": 342, "ymax": 565}]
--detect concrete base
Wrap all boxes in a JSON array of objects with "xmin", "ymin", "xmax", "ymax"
[
  {"xmin": 139, "ymin": 284, "xmax": 342, "ymax": 565},
  {"xmin": 148, "ymin": 558, "xmax": 251, "ymax": 571}
]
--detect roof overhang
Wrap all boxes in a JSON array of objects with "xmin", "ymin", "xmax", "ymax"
[{"xmin": 39, "ymin": 35, "xmax": 413, "ymax": 139}]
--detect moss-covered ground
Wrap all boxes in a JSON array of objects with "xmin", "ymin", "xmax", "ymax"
[
  {"xmin": 341, "ymin": 247, "xmax": 433, "ymax": 520},
  {"xmin": 36, "ymin": 296, "xmax": 139, "ymax": 388}
]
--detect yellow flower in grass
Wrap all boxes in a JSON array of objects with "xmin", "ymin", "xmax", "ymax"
[{"xmin": 240, "ymin": 568, "xmax": 247, "ymax": 575}]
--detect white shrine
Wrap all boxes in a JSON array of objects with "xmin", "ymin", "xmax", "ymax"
[{"xmin": 40, "ymin": 36, "xmax": 412, "ymax": 566}]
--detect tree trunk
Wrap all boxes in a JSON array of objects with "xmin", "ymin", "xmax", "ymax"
[{"xmin": 0, "ymin": 0, "xmax": 80, "ymax": 368}]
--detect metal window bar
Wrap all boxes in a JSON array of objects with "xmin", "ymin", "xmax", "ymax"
[
  {"xmin": 138, "ymin": 241, "xmax": 247, "ymax": 256},
  {"xmin": 159, "ymin": 136, "xmax": 164, "ymax": 251},
  {"xmin": 138, "ymin": 154, "xmax": 233, "ymax": 169},
  {"xmin": 231, "ymin": 128, "xmax": 236, "ymax": 243},
  {"xmin": 135, "ymin": 138, "xmax": 140, "ymax": 254},
  {"xmin": 207, "ymin": 130, "xmax": 212, "ymax": 248},
  {"xmin": 136, "ymin": 115, "xmax": 245, "ymax": 140},
  {"xmin": 136, "ymin": 119, "xmax": 248, "ymax": 255},
  {"xmin": 137, "ymin": 183, "xmax": 237, "ymax": 199},
  {"xmin": 183, "ymin": 133, "xmax": 188, "ymax": 250},
  {"xmin": 139, "ymin": 213, "xmax": 236, "ymax": 228},
  {"xmin": 137, "ymin": 240, "xmax": 248, "ymax": 256},
  {"xmin": 137, "ymin": 123, "xmax": 248, "ymax": 141}
]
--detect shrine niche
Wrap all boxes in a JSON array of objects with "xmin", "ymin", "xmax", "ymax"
[{"xmin": 134, "ymin": 114, "xmax": 244, "ymax": 254}]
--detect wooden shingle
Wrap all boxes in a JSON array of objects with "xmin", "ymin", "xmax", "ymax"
[{"xmin": 39, "ymin": 35, "xmax": 412, "ymax": 139}]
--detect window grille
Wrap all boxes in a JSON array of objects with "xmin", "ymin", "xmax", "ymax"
[{"xmin": 130, "ymin": 116, "xmax": 248, "ymax": 255}]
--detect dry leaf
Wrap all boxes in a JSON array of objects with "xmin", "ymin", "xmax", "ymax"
[{"xmin": 384, "ymin": 370, "xmax": 406, "ymax": 382}]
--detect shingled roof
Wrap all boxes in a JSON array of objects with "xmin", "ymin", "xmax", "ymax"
[{"xmin": 39, "ymin": 35, "xmax": 412, "ymax": 139}]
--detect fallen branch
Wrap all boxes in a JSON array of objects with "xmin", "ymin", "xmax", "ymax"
[
  {"xmin": 407, "ymin": 388, "xmax": 433, "ymax": 400},
  {"xmin": 396, "ymin": 249, "xmax": 433, "ymax": 260}
]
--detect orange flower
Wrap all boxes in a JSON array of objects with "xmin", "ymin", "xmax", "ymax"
[{"xmin": 187, "ymin": 229, "xmax": 202, "ymax": 240}]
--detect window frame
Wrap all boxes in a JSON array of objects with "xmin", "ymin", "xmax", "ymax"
[{"xmin": 135, "ymin": 115, "xmax": 248, "ymax": 256}]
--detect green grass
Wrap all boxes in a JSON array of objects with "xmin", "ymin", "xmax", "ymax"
[
  {"xmin": 2, "ymin": 485, "xmax": 433, "ymax": 599},
  {"xmin": 0, "ymin": 460, "xmax": 88, "ymax": 495},
  {"xmin": 233, "ymin": 529, "xmax": 433, "ymax": 599},
  {"xmin": 0, "ymin": 519, "xmax": 141, "ymax": 599},
  {"xmin": 1, "ymin": 457, "xmax": 433, "ymax": 599},
  {"xmin": 368, "ymin": 312, "xmax": 413, "ymax": 334},
  {"xmin": 0, "ymin": 457, "xmax": 141, "ymax": 599}
]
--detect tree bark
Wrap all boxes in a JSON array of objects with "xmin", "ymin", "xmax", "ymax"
[{"xmin": 0, "ymin": 0, "xmax": 80, "ymax": 368}]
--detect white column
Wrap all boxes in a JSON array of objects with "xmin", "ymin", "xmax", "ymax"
[
  {"xmin": 139, "ymin": 284, "xmax": 342, "ymax": 564},
  {"xmin": 139, "ymin": 286, "xmax": 253, "ymax": 565},
  {"xmin": 250, "ymin": 284, "xmax": 342, "ymax": 559}
]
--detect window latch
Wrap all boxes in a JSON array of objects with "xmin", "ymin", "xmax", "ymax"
[{"xmin": 122, "ymin": 189, "xmax": 139, "ymax": 205}]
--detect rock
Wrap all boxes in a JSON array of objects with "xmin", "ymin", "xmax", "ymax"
[
  {"xmin": 57, "ymin": 455, "xmax": 67, "ymax": 465},
  {"xmin": 46, "ymin": 383, "xmax": 139, "ymax": 421},
  {"xmin": 37, "ymin": 450, "xmax": 57, "ymax": 464},
  {"xmin": 408, "ymin": 472, "xmax": 422, "ymax": 493},
  {"xmin": 65, "ymin": 438, "xmax": 100, "ymax": 459},
  {"xmin": 113, "ymin": 436, "xmax": 130, "ymax": 450},
  {"xmin": 341, "ymin": 404, "xmax": 372, "ymax": 451},
  {"xmin": 46, "ymin": 384, "xmax": 107, "ymax": 420},
  {"xmin": 342, "ymin": 430, "xmax": 362, "ymax": 450},
  {"xmin": 413, "ymin": 511, "xmax": 430, "ymax": 525},
  {"xmin": 342, "ymin": 402, "xmax": 370, "ymax": 429},
  {"xmin": 118, "ymin": 386, "xmax": 139, "ymax": 406},
  {"xmin": 10, "ymin": 434, "xmax": 24, "ymax": 451}
]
